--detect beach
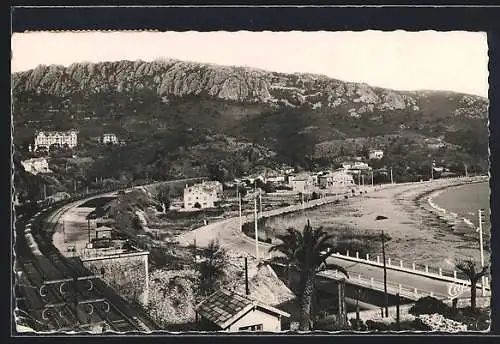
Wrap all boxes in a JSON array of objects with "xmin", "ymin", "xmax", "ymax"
[{"xmin": 264, "ymin": 178, "xmax": 489, "ymax": 270}]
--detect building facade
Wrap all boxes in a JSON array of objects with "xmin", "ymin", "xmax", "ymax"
[
  {"xmin": 102, "ymin": 133, "xmax": 119, "ymax": 144},
  {"xmin": 288, "ymin": 174, "xmax": 315, "ymax": 194},
  {"xmin": 183, "ymin": 181, "xmax": 223, "ymax": 210},
  {"xmin": 368, "ymin": 149, "xmax": 384, "ymax": 160},
  {"xmin": 34, "ymin": 130, "xmax": 78, "ymax": 151},
  {"xmin": 195, "ymin": 289, "xmax": 290, "ymax": 332},
  {"xmin": 21, "ymin": 158, "xmax": 51, "ymax": 175},
  {"xmin": 318, "ymin": 171, "xmax": 355, "ymax": 189}
]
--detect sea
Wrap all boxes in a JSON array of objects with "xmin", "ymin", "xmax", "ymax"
[{"xmin": 433, "ymin": 181, "xmax": 491, "ymax": 232}]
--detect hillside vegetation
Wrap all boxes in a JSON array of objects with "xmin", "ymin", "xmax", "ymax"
[{"xmin": 12, "ymin": 59, "xmax": 489, "ymax": 197}]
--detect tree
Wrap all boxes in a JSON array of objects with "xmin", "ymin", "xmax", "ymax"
[
  {"xmin": 455, "ymin": 259, "xmax": 489, "ymax": 311},
  {"xmin": 155, "ymin": 184, "xmax": 171, "ymax": 212},
  {"xmin": 198, "ymin": 240, "xmax": 228, "ymax": 297},
  {"xmin": 269, "ymin": 221, "xmax": 349, "ymax": 331}
]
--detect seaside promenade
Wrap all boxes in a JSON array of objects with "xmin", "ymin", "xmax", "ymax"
[{"xmin": 176, "ymin": 177, "xmax": 489, "ymax": 302}]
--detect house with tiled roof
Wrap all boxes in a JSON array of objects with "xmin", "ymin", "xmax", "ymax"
[{"xmin": 195, "ymin": 288, "xmax": 290, "ymax": 332}]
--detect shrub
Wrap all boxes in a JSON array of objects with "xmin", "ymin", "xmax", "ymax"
[{"xmin": 409, "ymin": 296, "xmax": 453, "ymax": 317}]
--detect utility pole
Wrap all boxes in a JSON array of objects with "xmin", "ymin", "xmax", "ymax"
[
  {"xmin": 259, "ymin": 188, "xmax": 262, "ymax": 218},
  {"xmin": 478, "ymin": 209, "xmax": 486, "ymax": 296},
  {"xmin": 431, "ymin": 161, "xmax": 434, "ymax": 180},
  {"xmin": 87, "ymin": 219, "xmax": 91, "ymax": 244},
  {"xmin": 245, "ymin": 257, "xmax": 249, "ymax": 295},
  {"xmin": 381, "ymin": 230, "xmax": 388, "ymax": 317},
  {"xmin": 237, "ymin": 185, "xmax": 242, "ymax": 232},
  {"xmin": 43, "ymin": 183, "xmax": 47, "ymax": 200},
  {"xmin": 63, "ymin": 221, "xmax": 66, "ymax": 243},
  {"xmin": 371, "ymin": 169, "xmax": 374, "ymax": 187},
  {"xmin": 396, "ymin": 293, "xmax": 400, "ymax": 330},
  {"xmin": 390, "ymin": 168, "xmax": 394, "ymax": 185},
  {"xmin": 254, "ymin": 195, "xmax": 259, "ymax": 260},
  {"xmin": 464, "ymin": 163, "xmax": 469, "ymax": 178}
]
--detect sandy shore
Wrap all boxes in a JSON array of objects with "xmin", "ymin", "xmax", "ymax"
[{"xmin": 301, "ymin": 178, "xmax": 489, "ymax": 269}]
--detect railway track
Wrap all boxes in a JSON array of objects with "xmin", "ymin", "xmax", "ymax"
[{"xmin": 14, "ymin": 200, "xmax": 156, "ymax": 333}]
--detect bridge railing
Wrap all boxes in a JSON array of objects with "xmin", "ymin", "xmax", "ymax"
[
  {"xmin": 327, "ymin": 250, "xmax": 489, "ymax": 290},
  {"xmin": 318, "ymin": 269, "xmax": 450, "ymax": 301}
]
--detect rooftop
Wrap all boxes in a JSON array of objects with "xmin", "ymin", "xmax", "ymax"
[{"xmin": 195, "ymin": 289, "xmax": 290, "ymax": 329}]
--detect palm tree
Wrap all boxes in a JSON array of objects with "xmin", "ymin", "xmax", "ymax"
[
  {"xmin": 455, "ymin": 259, "xmax": 489, "ymax": 311},
  {"xmin": 269, "ymin": 220, "xmax": 349, "ymax": 331}
]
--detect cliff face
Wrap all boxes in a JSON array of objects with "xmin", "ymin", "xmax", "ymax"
[{"xmin": 12, "ymin": 59, "xmax": 488, "ymax": 120}]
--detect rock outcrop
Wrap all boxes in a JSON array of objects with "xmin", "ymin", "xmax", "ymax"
[{"xmin": 12, "ymin": 59, "xmax": 488, "ymax": 120}]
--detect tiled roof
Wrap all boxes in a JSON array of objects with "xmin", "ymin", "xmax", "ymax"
[
  {"xmin": 196, "ymin": 289, "xmax": 253, "ymax": 329},
  {"xmin": 195, "ymin": 289, "xmax": 290, "ymax": 329}
]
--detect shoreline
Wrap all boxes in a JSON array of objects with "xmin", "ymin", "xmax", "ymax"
[
  {"xmin": 258, "ymin": 177, "xmax": 489, "ymax": 269},
  {"xmin": 426, "ymin": 179, "xmax": 489, "ymax": 231}
]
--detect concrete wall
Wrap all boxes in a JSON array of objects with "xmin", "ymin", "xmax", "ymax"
[
  {"xmin": 226, "ymin": 307, "xmax": 282, "ymax": 332},
  {"xmin": 82, "ymin": 254, "xmax": 146, "ymax": 304}
]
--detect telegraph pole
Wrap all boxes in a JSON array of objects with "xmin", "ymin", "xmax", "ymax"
[
  {"xmin": 254, "ymin": 195, "xmax": 259, "ymax": 260},
  {"xmin": 371, "ymin": 169, "xmax": 374, "ymax": 187},
  {"xmin": 390, "ymin": 168, "xmax": 394, "ymax": 185},
  {"xmin": 381, "ymin": 230, "xmax": 388, "ymax": 317},
  {"xmin": 87, "ymin": 219, "xmax": 91, "ymax": 244},
  {"xmin": 478, "ymin": 209, "xmax": 486, "ymax": 296},
  {"xmin": 259, "ymin": 188, "xmax": 262, "ymax": 218},
  {"xmin": 237, "ymin": 185, "xmax": 242, "ymax": 232},
  {"xmin": 431, "ymin": 162, "xmax": 434, "ymax": 180}
]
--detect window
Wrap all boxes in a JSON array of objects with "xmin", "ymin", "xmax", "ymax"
[{"xmin": 239, "ymin": 324, "xmax": 263, "ymax": 331}]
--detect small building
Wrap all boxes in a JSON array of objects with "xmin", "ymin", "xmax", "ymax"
[
  {"xmin": 318, "ymin": 170, "xmax": 355, "ymax": 189},
  {"xmin": 183, "ymin": 181, "xmax": 223, "ymax": 210},
  {"xmin": 94, "ymin": 226, "xmax": 113, "ymax": 240},
  {"xmin": 195, "ymin": 289, "xmax": 290, "ymax": 332},
  {"xmin": 34, "ymin": 130, "xmax": 78, "ymax": 151},
  {"xmin": 21, "ymin": 158, "xmax": 51, "ymax": 175},
  {"xmin": 102, "ymin": 133, "xmax": 119, "ymax": 145},
  {"xmin": 288, "ymin": 174, "xmax": 315, "ymax": 194},
  {"xmin": 368, "ymin": 149, "xmax": 384, "ymax": 160}
]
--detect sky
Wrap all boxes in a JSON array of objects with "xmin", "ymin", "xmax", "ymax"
[{"xmin": 11, "ymin": 30, "xmax": 489, "ymax": 97}]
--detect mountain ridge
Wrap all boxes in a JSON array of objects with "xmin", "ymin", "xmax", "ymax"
[{"xmin": 12, "ymin": 59, "xmax": 488, "ymax": 122}]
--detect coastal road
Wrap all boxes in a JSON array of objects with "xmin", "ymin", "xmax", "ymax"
[{"xmin": 176, "ymin": 178, "xmax": 488, "ymax": 301}]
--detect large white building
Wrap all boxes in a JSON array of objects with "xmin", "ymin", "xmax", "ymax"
[
  {"xmin": 21, "ymin": 158, "xmax": 51, "ymax": 175},
  {"xmin": 183, "ymin": 181, "xmax": 223, "ymax": 210},
  {"xmin": 33, "ymin": 130, "xmax": 78, "ymax": 151},
  {"xmin": 318, "ymin": 170, "xmax": 354, "ymax": 189},
  {"xmin": 288, "ymin": 174, "xmax": 315, "ymax": 194}
]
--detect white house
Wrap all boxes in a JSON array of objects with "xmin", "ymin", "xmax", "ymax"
[
  {"xmin": 288, "ymin": 174, "xmax": 315, "ymax": 194},
  {"xmin": 195, "ymin": 289, "xmax": 290, "ymax": 332},
  {"xmin": 102, "ymin": 133, "xmax": 119, "ymax": 144},
  {"xmin": 21, "ymin": 158, "xmax": 51, "ymax": 175},
  {"xmin": 183, "ymin": 181, "xmax": 223, "ymax": 210},
  {"xmin": 34, "ymin": 130, "xmax": 78, "ymax": 151},
  {"xmin": 368, "ymin": 149, "xmax": 384, "ymax": 160},
  {"xmin": 318, "ymin": 170, "xmax": 355, "ymax": 189}
]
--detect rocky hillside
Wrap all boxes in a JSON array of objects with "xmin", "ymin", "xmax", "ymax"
[
  {"xmin": 12, "ymin": 59, "xmax": 489, "ymax": 188},
  {"xmin": 12, "ymin": 59, "xmax": 488, "ymax": 119}
]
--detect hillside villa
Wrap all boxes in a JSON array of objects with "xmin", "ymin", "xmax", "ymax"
[
  {"xmin": 368, "ymin": 149, "xmax": 384, "ymax": 160},
  {"xmin": 102, "ymin": 133, "xmax": 119, "ymax": 144},
  {"xmin": 195, "ymin": 289, "xmax": 290, "ymax": 332},
  {"xmin": 21, "ymin": 157, "xmax": 51, "ymax": 175},
  {"xmin": 32, "ymin": 129, "xmax": 78, "ymax": 151},
  {"xmin": 183, "ymin": 181, "xmax": 223, "ymax": 210}
]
